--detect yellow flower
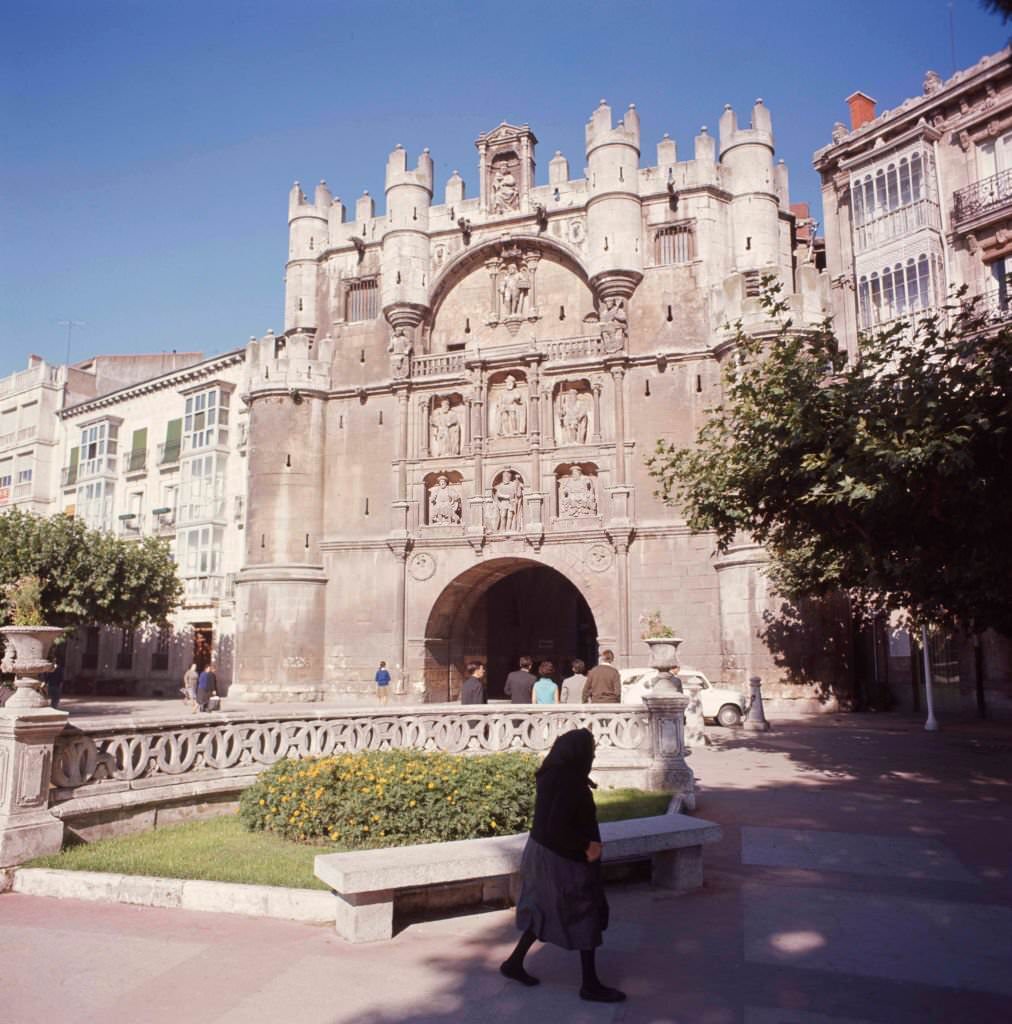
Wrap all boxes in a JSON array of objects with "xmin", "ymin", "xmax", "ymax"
[
  {"xmin": 427, "ymin": 782, "xmax": 435, "ymax": 789},
  {"xmin": 408, "ymin": 799, "xmax": 416, "ymax": 807},
  {"xmin": 259, "ymin": 799, "xmax": 265, "ymax": 806},
  {"xmin": 490, "ymin": 820, "xmax": 498, "ymax": 829}
]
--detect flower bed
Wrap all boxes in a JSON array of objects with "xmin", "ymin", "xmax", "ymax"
[{"xmin": 239, "ymin": 750, "xmax": 540, "ymax": 847}]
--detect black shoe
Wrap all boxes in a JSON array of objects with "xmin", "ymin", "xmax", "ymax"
[
  {"xmin": 579, "ymin": 985, "xmax": 626, "ymax": 1003},
  {"xmin": 500, "ymin": 961, "xmax": 540, "ymax": 987}
]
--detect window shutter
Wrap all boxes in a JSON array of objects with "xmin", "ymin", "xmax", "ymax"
[
  {"xmin": 131, "ymin": 427, "xmax": 148, "ymax": 452},
  {"xmin": 165, "ymin": 419, "xmax": 182, "ymax": 445}
]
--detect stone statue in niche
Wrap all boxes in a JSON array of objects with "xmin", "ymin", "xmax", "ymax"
[
  {"xmin": 558, "ymin": 388, "xmax": 591, "ymax": 445},
  {"xmin": 558, "ymin": 466, "xmax": 598, "ymax": 518},
  {"xmin": 387, "ymin": 327, "xmax": 413, "ymax": 379},
  {"xmin": 493, "ymin": 469, "xmax": 524, "ymax": 532},
  {"xmin": 499, "ymin": 262, "xmax": 531, "ymax": 316},
  {"xmin": 430, "ymin": 397, "xmax": 462, "ymax": 457},
  {"xmin": 491, "ymin": 160, "xmax": 519, "ymax": 213},
  {"xmin": 600, "ymin": 297, "xmax": 628, "ymax": 353},
  {"xmin": 428, "ymin": 474, "xmax": 462, "ymax": 526},
  {"xmin": 494, "ymin": 375, "xmax": 527, "ymax": 437}
]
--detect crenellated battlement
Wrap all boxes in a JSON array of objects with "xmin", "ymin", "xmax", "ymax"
[
  {"xmin": 585, "ymin": 99, "xmax": 640, "ymax": 155},
  {"xmin": 245, "ymin": 330, "xmax": 334, "ymax": 396},
  {"xmin": 385, "ymin": 145, "xmax": 434, "ymax": 195},
  {"xmin": 718, "ymin": 99, "xmax": 775, "ymax": 157}
]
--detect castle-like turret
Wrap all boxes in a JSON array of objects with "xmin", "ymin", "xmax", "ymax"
[
  {"xmin": 584, "ymin": 100, "xmax": 643, "ymax": 299},
  {"xmin": 285, "ymin": 182, "xmax": 330, "ymax": 334},
  {"xmin": 232, "ymin": 329, "xmax": 334, "ymax": 699},
  {"xmin": 381, "ymin": 145, "xmax": 433, "ymax": 333},
  {"xmin": 719, "ymin": 100, "xmax": 780, "ymax": 273}
]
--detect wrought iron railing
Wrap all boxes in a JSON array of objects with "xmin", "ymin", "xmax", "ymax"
[{"xmin": 953, "ymin": 169, "xmax": 1012, "ymax": 226}]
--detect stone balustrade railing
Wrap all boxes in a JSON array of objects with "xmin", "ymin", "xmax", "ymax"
[
  {"xmin": 51, "ymin": 705, "xmax": 653, "ymax": 794},
  {"xmin": 2, "ymin": 701, "xmax": 691, "ymax": 865}
]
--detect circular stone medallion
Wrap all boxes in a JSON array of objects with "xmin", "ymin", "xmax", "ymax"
[
  {"xmin": 587, "ymin": 543, "xmax": 614, "ymax": 573},
  {"xmin": 408, "ymin": 551, "xmax": 437, "ymax": 581}
]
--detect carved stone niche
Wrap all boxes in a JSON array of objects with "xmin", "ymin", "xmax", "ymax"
[
  {"xmin": 476, "ymin": 122, "xmax": 537, "ymax": 217},
  {"xmin": 554, "ymin": 462, "xmax": 600, "ymax": 524},
  {"xmin": 554, "ymin": 380, "xmax": 594, "ymax": 447},
  {"xmin": 487, "ymin": 369, "xmax": 529, "ymax": 442},
  {"xmin": 485, "ymin": 243, "xmax": 542, "ymax": 333},
  {"xmin": 428, "ymin": 393, "xmax": 465, "ymax": 458},
  {"xmin": 487, "ymin": 467, "xmax": 526, "ymax": 534},
  {"xmin": 424, "ymin": 470, "xmax": 465, "ymax": 528}
]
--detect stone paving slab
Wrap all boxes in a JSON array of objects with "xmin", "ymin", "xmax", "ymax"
[
  {"xmin": 743, "ymin": 882, "xmax": 1012, "ymax": 996},
  {"xmin": 741, "ymin": 826, "xmax": 979, "ymax": 883}
]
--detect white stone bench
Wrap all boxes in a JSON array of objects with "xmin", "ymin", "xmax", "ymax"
[{"xmin": 314, "ymin": 813, "xmax": 721, "ymax": 942}]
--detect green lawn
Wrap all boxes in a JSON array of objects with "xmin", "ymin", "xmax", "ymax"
[{"xmin": 27, "ymin": 788, "xmax": 672, "ymax": 890}]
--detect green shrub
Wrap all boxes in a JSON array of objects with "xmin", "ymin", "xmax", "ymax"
[{"xmin": 239, "ymin": 749, "xmax": 539, "ymax": 847}]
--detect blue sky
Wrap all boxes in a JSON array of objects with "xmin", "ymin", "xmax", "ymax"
[{"xmin": 0, "ymin": 0, "xmax": 1005, "ymax": 376}]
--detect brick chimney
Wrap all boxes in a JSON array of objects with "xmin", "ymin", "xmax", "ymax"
[{"xmin": 846, "ymin": 92, "xmax": 877, "ymax": 131}]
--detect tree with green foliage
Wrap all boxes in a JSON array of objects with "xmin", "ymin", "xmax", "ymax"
[
  {"xmin": 0, "ymin": 508, "xmax": 182, "ymax": 629},
  {"xmin": 647, "ymin": 286, "xmax": 1012, "ymax": 637}
]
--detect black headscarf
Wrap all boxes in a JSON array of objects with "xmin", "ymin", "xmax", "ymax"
[
  {"xmin": 537, "ymin": 727, "xmax": 596, "ymax": 786},
  {"xmin": 531, "ymin": 728, "xmax": 601, "ymax": 861}
]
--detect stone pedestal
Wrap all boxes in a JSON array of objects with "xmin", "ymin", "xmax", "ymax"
[
  {"xmin": 642, "ymin": 690, "xmax": 695, "ymax": 811},
  {"xmin": 0, "ymin": 707, "xmax": 68, "ymax": 867},
  {"xmin": 744, "ymin": 675, "xmax": 772, "ymax": 732}
]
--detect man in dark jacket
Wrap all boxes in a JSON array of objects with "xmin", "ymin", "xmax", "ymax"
[
  {"xmin": 504, "ymin": 655, "xmax": 536, "ymax": 703},
  {"xmin": 582, "ymin": 650, "xmax": 621, "ymax": 703},
  {"xmin": 196, "ymin": 663, "xmax": 218, "ymax": 712},
  {"xmin": 459, "ymin": 662, "xmax": 487, "ymax": 704}
]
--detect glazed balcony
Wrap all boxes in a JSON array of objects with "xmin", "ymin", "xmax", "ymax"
[{"xmin": 952, "ymin": 169, "xmax": 1012, "ymax": 230}]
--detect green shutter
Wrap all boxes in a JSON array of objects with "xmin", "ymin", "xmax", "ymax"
[
  {"xmin": 131, "ymin": 427, "xmax": 148, "ymax": 452},
  {"xmin": 163, "ymin": 419, "xmax": 182, "ymax": 464},
  {"xmin": 69, "ymin": 447, "xmax": 80, "ymax": 470}
]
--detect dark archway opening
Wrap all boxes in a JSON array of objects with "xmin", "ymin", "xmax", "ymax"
[
  {"xmin": 424, "ymin": 560, "xmax": 598, "ymax": 702},
  {"xmin": 483, "ymin": 566, "xmax": 597, "ymax": 697}
]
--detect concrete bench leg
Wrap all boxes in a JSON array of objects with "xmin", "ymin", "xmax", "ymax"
[
  {"xmin": 651, "ymin": 845, "xmax": 703, "ymax": 892},
  {"xmin": 334, "ymin": 889, "xmax": 394, "ymax": 943}
]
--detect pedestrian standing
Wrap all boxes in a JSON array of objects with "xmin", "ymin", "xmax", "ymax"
[
  {"xmin": 459, "ymin": 661, "xmax": 487, "ymax": 704},
  {"xmin": 182, "ymin": 663, "xmax": 199, "ymax": 712},
  {"xmin": 504, "ymin": 655, "xmax": 536, "ymax": 703},
  {"xmin": 582, "ymin": 650, "xmax": 621, "ymax": 703},
  {"xmin": 196, "ymin": 662, "xmax": 218, "ymax": 712},
  {"xmin": 560, "ymin": 660, "xmax": 587, "ymax": 704},
  {"xmin": 501, "ymin": 728, "xmax": 625, "ymax": 1003},
  {"xmin": 533, "ymin": 661, "xmax": 559, "ymax": 704},
  {"xmin": 375, "ymin": 660, "xmax": 391, "ymax": 704}
]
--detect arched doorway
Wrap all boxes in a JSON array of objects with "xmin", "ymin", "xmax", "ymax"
[{"xmin": 423, "ymin": 557, "xmax": 598, "ymax": 702}]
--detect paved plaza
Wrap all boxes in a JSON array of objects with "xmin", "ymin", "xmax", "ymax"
[{"xmin": 3, "ymin": 714, "xmax": 1012, "ymax": 1024}]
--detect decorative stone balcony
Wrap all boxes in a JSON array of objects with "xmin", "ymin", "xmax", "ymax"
[{"xmin": 953, "ymin": 169, "xmax": 1012, "ymax": 230}]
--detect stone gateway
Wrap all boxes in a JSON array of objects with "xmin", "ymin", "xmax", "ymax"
[{"xmin": 232, "ymin": 101, "xmax": 832, "ymax": 703}]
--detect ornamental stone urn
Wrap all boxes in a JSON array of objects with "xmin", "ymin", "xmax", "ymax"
[
  {"xmin": 641, "ymin": 635, "xmax": 696, "ymax": 810},
  {"xmin": 0, "ymin": 626, "xmax": 64, "ymax": 710}
]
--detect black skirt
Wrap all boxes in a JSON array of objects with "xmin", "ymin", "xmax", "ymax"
[{"xmin": 514, "ymin": 838, "xmax": 609, "ymax": 951}]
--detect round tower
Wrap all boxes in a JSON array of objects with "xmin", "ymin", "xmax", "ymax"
[
  {"xmin": 232, "ymin": 330, "xmax": 333, "ymax": 701},
  {"xmin": 584, "ymin": 100, "xmax": 643, "ymax": 300},
  {"xmin": 381, "ymin": 145, "xmax": 433, "ymax": 333},
  {"xmin": 718, "ymin": 100, "xmax": 780, "ymax": 272},
  {"xmin": 285, "ymin": 181, "xmax": 329, "ymax": 334}
]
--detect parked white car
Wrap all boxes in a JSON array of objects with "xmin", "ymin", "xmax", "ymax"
[{"xmin": 619, "ymin": 667, "xmax": 747, "ymax": 727}]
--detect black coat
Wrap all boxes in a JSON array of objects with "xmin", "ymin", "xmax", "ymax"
[
  {"xmin": 530, "ymin": 729, "xmax": 600, "ymax": 862},
  {"xmin": 460, "ymin": 675, "xmax": 487, "ymax": 704}
]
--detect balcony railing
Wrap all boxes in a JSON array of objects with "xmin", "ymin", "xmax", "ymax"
[
  {"xmin": 953, "ymin": 169, "xmax": 1012, "ymax": 227},
  {"xmin": 123, "ymin": 449, "xmax": 148, "ymax": 474},
  {"xmin": 158, "ymin": 441, "xmax": 182, "ymax": 466},
  {"xmin": 410, "ymin": 352, "xmax": 467, "ymax": 378},
  {"xmin": 0, "ymin": 363, "xmax": 61, "ymax": 397},
  {"xmin": 61, "ymin": 465, "xmax": 78, "ymax": 487},
  {"xmin": 77, "ymin": 456, "xmax": 117, "ymax": 481},
  {"xmin": 854, "ymin": 198, "xmax": 940, "ymax": 252},
  {"xmin": 13, "ymin": 482, "xmax": 32, "ymax": 499},
  {"xmin": 117, "ymin": 513, "xmax": 143, "ymax": 535}
]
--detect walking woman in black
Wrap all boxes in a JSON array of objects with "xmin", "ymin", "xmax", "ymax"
[{"xmin": 500, "ymin": 727, "xmax": 626, "ymax": 1003}]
